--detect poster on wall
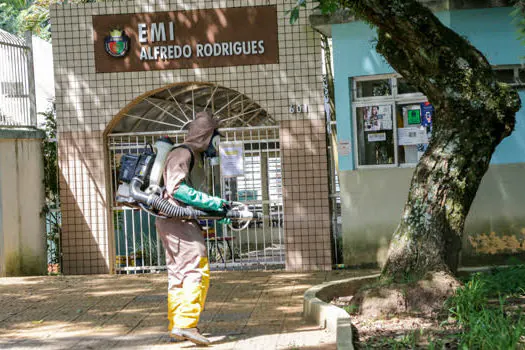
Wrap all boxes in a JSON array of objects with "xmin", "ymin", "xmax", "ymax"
[
  {"xmin": 420, "ymin": 102, "xmax": 433, "ymax": 134},
  {"xmin": 421, "ymin": 102, "xmax": 433, "ymax": 127},
  {"xmin": 407, "ymin": 109, "xmax": 421, "ymax": 125},
  {"xmin": 418, "ymin": 102, "xmax": 434, "ymax": 154},
  {"xmin": 219, "ymin": 142, "xmax": 244, "ymax": 177},
  {"xmin": 364, "ymin": 105, "xmax": 392, "ymax": 131}
]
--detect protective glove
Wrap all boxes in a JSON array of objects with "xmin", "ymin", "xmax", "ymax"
[
  {"xmin": 174, "ymin": 183, "xmax": 227, "ymax": 212},
  {"xmin": 218, "ymin": 218, "xmax": 232, "ymax": 225},
  {"xmin": 221, "ymin": 201, "xmax": 233, "ymax": 212}
]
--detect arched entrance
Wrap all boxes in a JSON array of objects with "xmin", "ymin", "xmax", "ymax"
[{"xmin": 105, "ymin": 82, "xmax": 284, "ymax": 273}]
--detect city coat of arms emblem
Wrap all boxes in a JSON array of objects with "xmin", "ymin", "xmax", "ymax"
[{"xmin": 104, "ymin": 29, "xmax": 130, "ymax": 58}]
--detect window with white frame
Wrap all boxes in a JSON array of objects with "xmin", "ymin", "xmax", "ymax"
[
  {"xmin": 351, "ymin": 74, "xmax": 431, "ymax": 168},
  {"xmin": 351, "ymin": 67, "xmax": 524, "ymax": 169}
]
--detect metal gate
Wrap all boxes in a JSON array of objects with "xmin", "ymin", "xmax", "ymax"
[
  {"xmin": 0, "ymin": 30, "xmax": 35, "ymax": 127},
  {"xmin": 108, "ymin": 126, "xmax": 283, "ymax": 273}
]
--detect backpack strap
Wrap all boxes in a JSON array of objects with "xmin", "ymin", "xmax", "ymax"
[{"xmin": 173, "ymin": 144, "xmax": 195, "ymax": 173}]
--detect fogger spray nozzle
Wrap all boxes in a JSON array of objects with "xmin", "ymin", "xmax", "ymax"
[{"xmin": 128, "ymin": 177, "xmax": 256, "ymax": 220}]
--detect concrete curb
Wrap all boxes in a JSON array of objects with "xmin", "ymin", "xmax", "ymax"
[
  {"xmin": 303, "ymin": 274, "xmax": 380, "ymax": 350},
  {"xmin": 303, "ymin": 267, "xmax": 507, "ymax": 349}
]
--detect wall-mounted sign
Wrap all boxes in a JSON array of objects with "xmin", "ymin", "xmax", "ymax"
[{"xmin": 93, "ymin": 5, "xmax": 279, "ymax": 73}]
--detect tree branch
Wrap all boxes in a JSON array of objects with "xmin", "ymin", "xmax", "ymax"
[{"xmin": 341, "ymin": 0, "xmax": 520, "ymax": 139}]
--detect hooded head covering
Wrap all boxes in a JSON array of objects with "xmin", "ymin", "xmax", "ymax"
[{"xmin": 183, "ymin": 111, "xmax": 219, "ymax": 154}]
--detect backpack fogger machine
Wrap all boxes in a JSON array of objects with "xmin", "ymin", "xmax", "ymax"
[{"xmin": 115, "ymin": 137, "xmax": 258, "ymax": 228}]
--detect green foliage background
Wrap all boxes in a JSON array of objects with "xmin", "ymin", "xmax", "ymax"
[
  {"xmin": 0, "ymin": 0, "xmax": 100, "ymax": 40},
  {"xmin": 40, "ymin": 107, "xmax": 61, "ymax": 266}
]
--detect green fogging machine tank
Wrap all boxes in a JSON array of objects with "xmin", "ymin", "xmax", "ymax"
[{"xmin": 115, "ymin": 137, "xmax": 257, "ymax": 223}]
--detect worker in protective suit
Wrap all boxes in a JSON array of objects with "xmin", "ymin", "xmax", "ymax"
[{"xmin": 156, "ymin": 111, "xmax": 228, "ymax": 346}]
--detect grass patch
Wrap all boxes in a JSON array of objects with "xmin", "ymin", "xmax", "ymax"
[
  {"xmin": 364, "ymin": 331, "xmax": 418, "ymax": 349},
  {"xmin": 447, "ymin": 265, "xmax": 525, "ymax": 349},
  {"xmin": 478, "ymin": 265, "xmax": 525, "ymax": 297},
  {"xmin": 343, "ymin": 304, "xmax": 359, "ymax": 314},
  {"xmin": 357, "ymin": 265, "xmax": 525, "ymax": 349},
  {"xmin": 459, "ymin": 301, "xmax": 525, "ymax": 349}
]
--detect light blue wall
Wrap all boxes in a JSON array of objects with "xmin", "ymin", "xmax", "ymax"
[
  {"xmin": 493, "ymin": 91, "xmax": 525, "ymax": 164},
  {"xmin": 333, "ymin": 7, "xmax": 525, "ymax": 170}
]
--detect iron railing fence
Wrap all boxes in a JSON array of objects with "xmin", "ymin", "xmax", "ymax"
[
  {"xmin": 0, "ymin": 30, "xmax": 36, "ymax": 127},
  {"xmin": 46, "ymin": 207, "xmax": 62, "ymax": 273}
]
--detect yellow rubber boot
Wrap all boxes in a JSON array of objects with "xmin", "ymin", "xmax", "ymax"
[
  {"xmin": 199, "ymin": 257, "xmax": 210, "ymax": 310},
  {"xmin": 172, "ymin": 257, "xmax": 210, "ymax": 329},
  {"xmin": 167, "ymin": 289, "xmax": 184, "ymax": 332}
]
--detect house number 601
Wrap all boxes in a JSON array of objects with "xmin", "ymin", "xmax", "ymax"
[{"xmin": 289, "ymin": 104, "xmax": 309, "ymax": 113}]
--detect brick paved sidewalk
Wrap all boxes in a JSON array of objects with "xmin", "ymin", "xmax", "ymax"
[{"xmin": 0, "ymin": 270, "xmax": 375, "ymax": 349}]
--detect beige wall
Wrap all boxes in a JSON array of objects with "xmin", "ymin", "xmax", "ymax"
[
  {"xmin": 51, "ymin": 0, "xmax": 331, "ymax": 273},
  {"xmin": 0, "ymin": 133, "xmax": 46, "ymax": 277},
  {"xmin": 339, "ymin": 167, "xmax": 411, "ymax": 267},
  {"xmin": 340, "ymin": 163, "xmax": 525, "ymax": 267},
  {"xmin": 462, "ymin": 163, "xmax": 525, "ymax": 264}
]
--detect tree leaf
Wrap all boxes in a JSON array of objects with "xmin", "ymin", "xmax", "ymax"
[{"xmin": 289, "ymin": 7, "xmax": 300, "ymax": 24}]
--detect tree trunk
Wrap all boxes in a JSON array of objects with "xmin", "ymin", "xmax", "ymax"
[
  {"xmin": 383, "ymin": 127, "xmax": 500, "ymax": 278},
  {"xmin": 344, "ymin": 0, "xmax": 521, "ymax": 279}
]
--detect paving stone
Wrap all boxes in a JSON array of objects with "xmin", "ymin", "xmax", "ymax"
[{"xmin": 0, "ymin": 271, "xmax": 374, "ymax": 349}]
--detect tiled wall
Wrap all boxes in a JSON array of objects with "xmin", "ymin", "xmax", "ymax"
[
  {"xmin": 281, "ymin": 120, "xmax": 331, "ymax": 271},
  {"xmin": 58, "ymin": 131, "xmax": 109, "ymax": 274},
  {"xmin": 51, "ymin": 0, "xmax": 332, "ymax": 273}
]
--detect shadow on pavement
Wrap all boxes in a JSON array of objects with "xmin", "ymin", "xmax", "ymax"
[{"xmin": 0, "ymin": 270, "xmax": 375, "ymax": 349}]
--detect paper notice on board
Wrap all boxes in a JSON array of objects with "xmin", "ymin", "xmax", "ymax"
[
  {"xmin": 378, "ymin": 105, "xmax": 392, "ymax": 130},
  {"xmin": 338, "ymin": 140, "xmax": 351, "ymax": 156},
  {"xmin": 219, "ymin": 142, "xmax": 244, "ymax": 177},
  {"xmin": 397, "ymin": 127, "xmax": 429, "ymax": 146},
  {"xmin": 367, "ymin": 132, "xmax": 386, "ymax": 142}
]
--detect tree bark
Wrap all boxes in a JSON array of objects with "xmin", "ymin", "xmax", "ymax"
[{"xmin": 343, "ymin": 0, "xmax": 521, "ymax": 279}]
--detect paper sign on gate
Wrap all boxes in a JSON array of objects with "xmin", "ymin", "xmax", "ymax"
[{"xmin": 219, "ymin": 142, "xmax": 244, "ymax": 177}]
